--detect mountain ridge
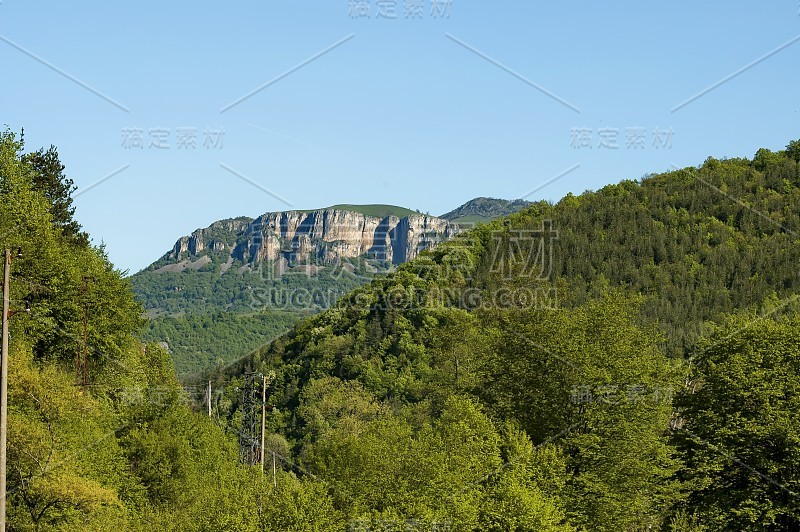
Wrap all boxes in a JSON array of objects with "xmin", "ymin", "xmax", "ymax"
[
  {"xmin": 155, "ymin": 206, "xmax": 458, "ymax": 271},
  {"xmin": 141, "ymin": 199, "xmax": 531, "ymax": 275},
  {"xmin": 441, "ymin": 196, "xmax": 532, "ymax": 224}
]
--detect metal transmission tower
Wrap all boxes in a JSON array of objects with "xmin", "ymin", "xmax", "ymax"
[{"xmin": 238, "ymin": 372, "xmax": 263, "ymax": 466}]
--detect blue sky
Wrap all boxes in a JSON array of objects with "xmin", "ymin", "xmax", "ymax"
[{"xmin": 2, "ymin": 1, "xmax": 799, "ymax": 273}]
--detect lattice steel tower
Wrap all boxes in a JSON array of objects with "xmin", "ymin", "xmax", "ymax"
[{"xmin": 238, "ymin": 372, "xmax": 263, "ymax": 466}]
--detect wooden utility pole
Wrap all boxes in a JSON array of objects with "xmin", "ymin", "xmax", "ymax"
[
  {"xmin": 260, "ymin": 375, "xmax": 266, "ymax": 474},
  {"xmin": 76, "ymin": 276, "xmax": 90, "ymax": 386},
  {"xmin": 1, "ymin": 249, "xmax": 12, "ymax": 529},
  {"xmin": 207, "ymin": 380, "xmax": 212, "ymax": 417}
]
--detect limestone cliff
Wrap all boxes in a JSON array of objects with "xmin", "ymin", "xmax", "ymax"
[
  {"xmin": 169, "ymin": 217, "xmax": 251, "ymax": 261},
  {"xmin": 162, "ymin": 208, "xmax": 458, "ymax": 270}
]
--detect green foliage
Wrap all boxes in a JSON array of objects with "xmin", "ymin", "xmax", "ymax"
[
  {"xmin": 478, "ymin": 296, "xmax": 683, "ymax": 530},
  {"xmin": 7, "ymin": 347, "xmax": 130, "ymax": 530},
  {"xmin": 784, "ymin": 138, "xmax": 800, "ymax": 162},
  {"xmin": 673, "ymin": 316, "xmax": 800, "ymax": 530},
  {"xmin": 484, "ymin": 151, "xmax": 800, "ymax": 357},
  {"xmin": 22, "ymin": 144, "xmax": 88, "ymax": 247},
  {"xmin": 140, "ymin": 311, "xmax": 300, "ymax": 377},
  {"xmin": 302, "ymin": 395, "xmax": 571, "ymax": 528},
  {"xmin": 480, "ymin": 426, "xmax": 573, "ymax": 531}
]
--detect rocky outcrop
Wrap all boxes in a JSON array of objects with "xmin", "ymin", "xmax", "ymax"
[
  {"xmin": 169, "ymin": 217, "xmax": 251, "ymax": 261},
  {"xmin": 164, "ymin": 209, "xmax": 458, "ymax": 270}
]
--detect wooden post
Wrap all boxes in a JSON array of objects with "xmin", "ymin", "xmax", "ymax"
[{"xmin": 1, "ymin": 250, "xmax": 12, "ymax": 529}]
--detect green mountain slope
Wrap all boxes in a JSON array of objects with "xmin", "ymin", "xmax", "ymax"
[
  {"xmin": 441, "ymin": 196, "xmax": 532, "ymax": 225},
  {"xmin": 229, "ymin": 145, "xmax": 800, "ymax": 378},
  {"xmin": 140, "ymin": 311, "xmax": 302, "ymax": 375},
  {"xmin": 131, "ymin": 264, "xmax": 365, "ymax": 377},
  {"xmin": 209, "ymin": 140, "xmax": 800, "ymax": 529}
]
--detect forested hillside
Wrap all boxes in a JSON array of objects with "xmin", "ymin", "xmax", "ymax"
[
  {"xmin": 546, "ymin": 148, "xmax": 800, "ymax": 356},
  {"xmin": 441, "ymin": 197, "xmax": 533, "ymax": 224},
  {"xmin": 140, "ymin": 311, "xmax": 300, "ymax": 375},
  {"xmin": 0, "ymin": 130, "xmax": 342, "ymax": 530},
  {"xmin": 214, "ymin": 140, "xmax": 800, "ymax": 530},
  {"xmin": 3, "ymin": 127, "xmax": 800, "ymax": 530}
]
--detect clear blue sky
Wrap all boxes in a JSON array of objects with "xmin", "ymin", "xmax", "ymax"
[{"xmin": 2, "ymin": 1, "xmax": 799, "ymax": 273}]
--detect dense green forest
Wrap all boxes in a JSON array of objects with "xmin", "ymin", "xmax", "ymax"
[
  {"xmin": 132, "ymin": 259, "xmax": 376, "ymax": 378},
  {"xmin": 0, "ymin": 130, "xmax": 341, "ymax": 530},
  {"xmin": 213, "ymin": 139, "xmax": 800, "ymax": 529},
  {"xmin": 132, "ymin": 255, "xmax": 375, "ymax": 317},
  {"xmin": 132, "ymin": 245, "xmax": 385, "ymax": 377},
  {"xmin": 2, "ymin": 127, "xmax": 800, "ymax": 529},
  {"xmin": 140, "ymin": 311, "xmax": 300, "ymax": 376}
]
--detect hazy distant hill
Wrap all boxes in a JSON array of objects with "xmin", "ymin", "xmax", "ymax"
[{"xmin": 441, "ymin": 197, "xmax": 532, "ymax": 225}]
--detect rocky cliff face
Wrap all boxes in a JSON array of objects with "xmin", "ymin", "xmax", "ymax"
[
  {"xmin": 165, "ymin": 209, "xmax": 458, "ymax": 269},
  {"xmin": 169, "ymin": 217, "xmax": 251, "ymax": 260}
]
